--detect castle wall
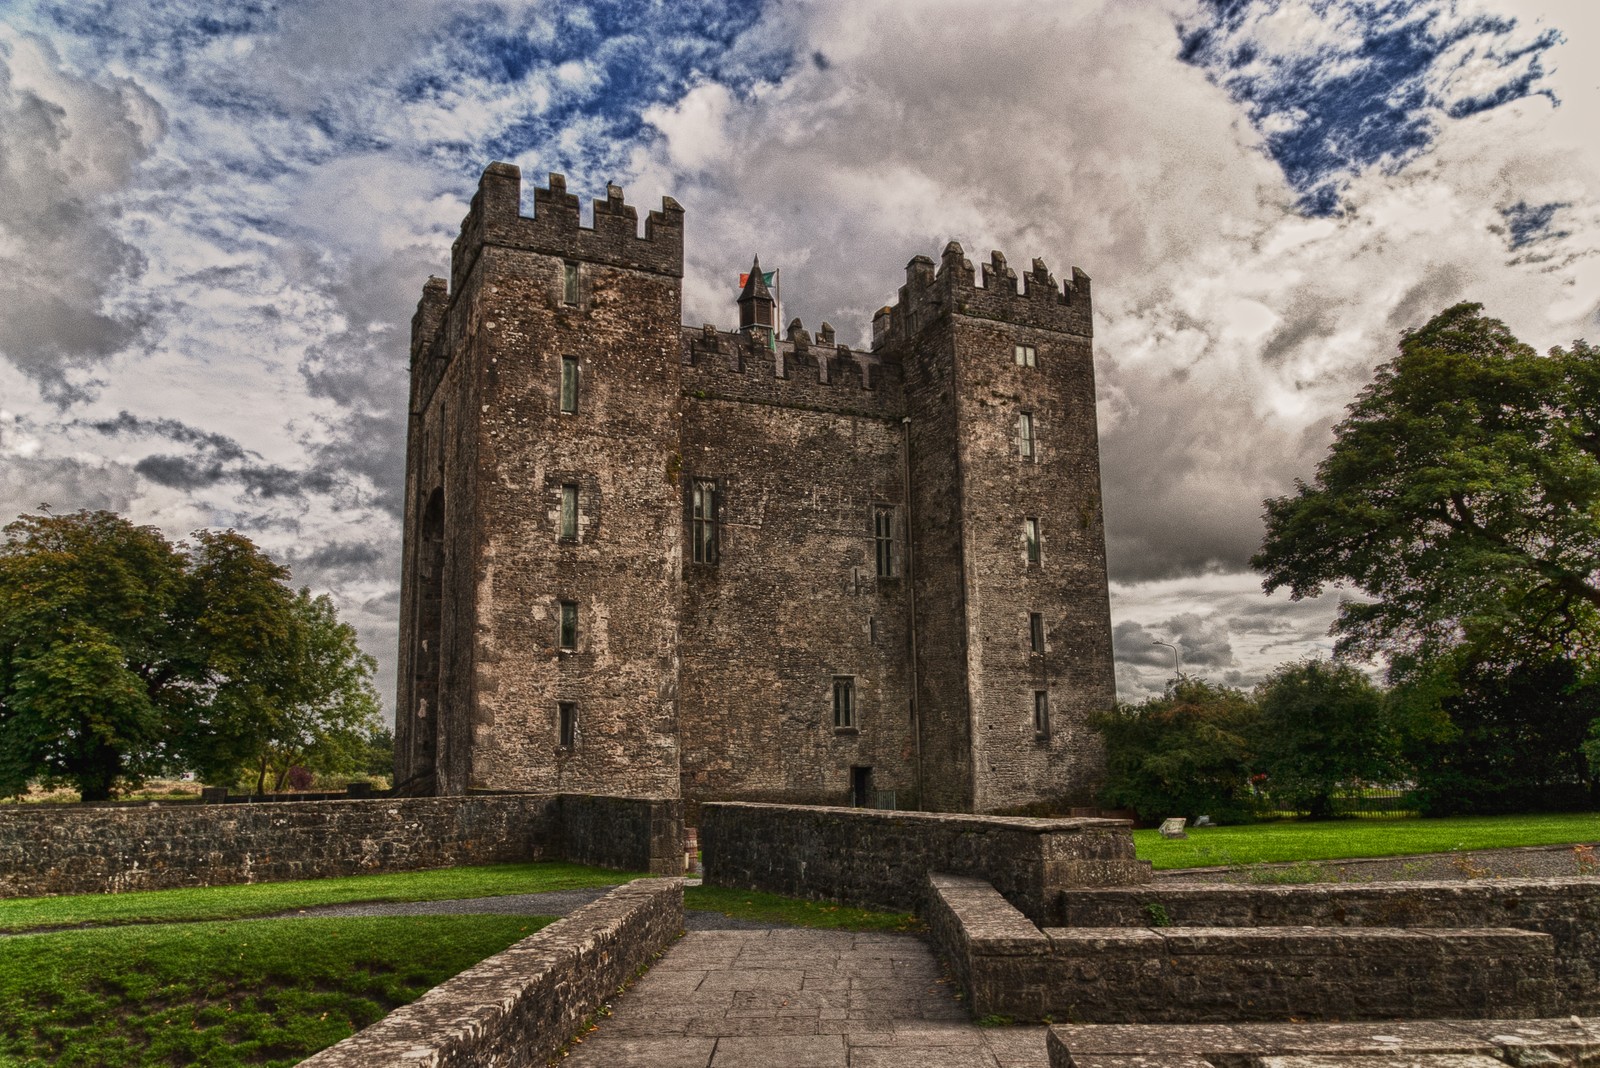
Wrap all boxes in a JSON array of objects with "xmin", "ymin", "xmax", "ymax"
[{"xmin": 677, "ymin": 337, "xmax": 914, "ymax": 806}]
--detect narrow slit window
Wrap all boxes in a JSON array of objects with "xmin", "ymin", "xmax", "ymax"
[
  {"xmin": 1017, "ymin": 411, "xmax": 1035, "ymax": 460},
  {"xmin": 1025, "ymin": 517, "xmax": 1041, "ymax": 566},
  {"xmin": 557, "ymin": 702, "xmax": 576, "ymax": 748},
  {"xmin": 1014, "ymin": 343, "xmax": 1036, "ymax": 367},
  {"xmin": 558, "ymin": 600, "xmax": 578, "ymax": 650},
  {"xmin": 874, "ymin": 506, "xmax": 895, "ymax": 578},
  {"xmin": 1029, "ymin": 612, "xmax": 1044, "ymax": 654},
  {"xmin": 692, "ymin": 480, "xmax": 718, "ymax": 564},
  {"xmin": 560, "ymin": 357, "xmax": 578, "ymax": 414},
  {"xmin": 833, "ymin": 676, "xmax": 856, "ymax": 730},
  {"xmin": 560, "ymin": 484, "xmax": 578, "ymax": 539},
  {"xmin": 563, "ymin": 261, "xmax": 579, "ymax": 305},
  {"xmin": 1034, "ymin": 690, "xmax": 1050, "ymax": 736}
]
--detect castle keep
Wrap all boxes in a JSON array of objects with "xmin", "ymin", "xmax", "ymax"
[{"xmin": 395, "ymin": 162, "xmax": 1115, "ymax": 813}]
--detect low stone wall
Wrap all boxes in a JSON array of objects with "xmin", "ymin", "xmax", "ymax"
[
  {"xmin": 557, "ymin": 794, "xmax": 683, "ymax": 876},
  {"xmin": 1045, "ymin": 1017, "xmax": 1600, "ymax": 1067},
  {"xmin": 700, "ymin": 802, "xmax": 1147, "ymax": 923},
  {"xmin": 1059, "ymin": 878, "xmax": 1600, "ymax": 1014},
  {"xmin": 0, "ymin": 792, "xmax": 683, "ymax": 897},
  {"xmin": 929, "ymin": 874, "xmax": 1558, "ymax": 1024},
  {"xmin": 298, "ymin": 877, "xmax": 683, "ymax": 1068}
]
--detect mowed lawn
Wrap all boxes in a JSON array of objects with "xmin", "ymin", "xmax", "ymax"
[
  {"xmin": 0, "ymin": 860, "xmax": 637, "ymax": 934},
  {"xmin": 0, "ymin": 914, "xmax": 553, "ymax": 1068},
  {"xmin": 1133, "ymin": 811, "xmax": 1600, "ymax": 870}
]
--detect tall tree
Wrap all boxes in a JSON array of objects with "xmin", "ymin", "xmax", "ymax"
[
  {"xmin": 1253, "ymin": 303, "xmax": 1600, "ymax": 664},
  {"xmin": 0, "ymin": 510, "xmax": 378, "ymax": 800},
  {"xmin": 0, "ymin": 511, "xmax": 186, "ymax": 800},
  {"xmin": 1252, "ymin": 659, "xmax": 1398, "ymax": 819}
]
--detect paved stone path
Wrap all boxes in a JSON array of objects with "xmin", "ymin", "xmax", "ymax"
[{"xmin": 561, "ymin": 928, "xmax": 1048, "ymax": 1067}]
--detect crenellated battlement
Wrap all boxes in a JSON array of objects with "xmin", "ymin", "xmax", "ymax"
[
  {"xmin": 448, "ymin": 164, "xmax": 683, "ymax": 295},
  {"xmin": 680, "ymin": 323, "xmax": 902, "ymax": 417},
  {"xmin": 876, "ymin": 241, "xmax": 1092, "ymax": 350}
]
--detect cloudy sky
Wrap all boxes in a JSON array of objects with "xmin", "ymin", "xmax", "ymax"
[{"xmin": 2, "ymin": 0, "xmax": 1596, "ymax": 713}]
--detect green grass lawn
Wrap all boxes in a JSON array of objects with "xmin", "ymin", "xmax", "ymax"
[
  {"xmin": 1134, "ymin": 811, "xmax": 1600, "ymax": 870},
  {"xmin": 683, "ymin": 885, "xmax": 917, "ymax": 932},
  {"xmin": 0, "ymin": 914, "xmax": 552, "ymax": 1068},
  {"xmin": 0, "ymin": 861, "xmax": 639, "ymax": 934}
]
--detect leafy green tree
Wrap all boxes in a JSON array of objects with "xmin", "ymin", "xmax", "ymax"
[
  {"xmin": 237, "ymin": 589, "xmax": 381, "ymax": 794},
  {"xmin": 1253, "ymin": 303, "xmax": 1600, "ymax": 665},
  {"xmin": 0, "ymin": 512, "xmax": 185, "ymax": 800},
  {"xmin": 1252, "ymin": 659, "xmax": 1398, "ymax": 819},
  {"xmin": 1090, "ymin": 679, "xmax": 1261, "ymax": 824},
  {"xmin": 1391, "ymin": 650, "xmax": 1598, "ymax": 815},
  {"xmin": 0, "ymin": 509, "xmax": 379, "ymax": 800},
  {"xmin": 362, "ymin": 723, "xmax": 395, "ymax": 780}
]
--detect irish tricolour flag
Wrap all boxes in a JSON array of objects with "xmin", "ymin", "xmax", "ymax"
[{"xmin": 739, "ymin": 269, "xmax": 776, "ymax": 288}]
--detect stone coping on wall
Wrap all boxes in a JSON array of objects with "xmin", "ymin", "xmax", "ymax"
[
  {"xmin": 1045, "ymin": 1017, "xmax": 1600, "ymax": 1067},
  {"xmin": 701, "ymin": 802, "xmax": 1148, "ymax": 924},
  {"xmin": 297, "ymin": 877, "xmax": 683, "ymax": 1068}
]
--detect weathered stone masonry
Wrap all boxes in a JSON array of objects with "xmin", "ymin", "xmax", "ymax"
[{"xmin": 397, "ymin": 162, "xmax": 1116, "ymax": 813}]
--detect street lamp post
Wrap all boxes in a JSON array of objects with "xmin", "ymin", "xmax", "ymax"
[{"xmin": 1152, "ymin": 640, "xmax": 1180, "ymax": 683}]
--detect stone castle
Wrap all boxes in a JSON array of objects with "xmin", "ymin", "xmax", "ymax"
[{"xmin": 394, "ymin": 162, "xmax": 1115, "ymax": 813}]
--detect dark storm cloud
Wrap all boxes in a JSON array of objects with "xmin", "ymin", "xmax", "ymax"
[
  {"xmin": 86, "ymin": 410, "xmax": 342, "ymax": 502},
  {"xmin": 1113, "ymin": 614, "xmax": 1236, "ymax": 673},
  {"xmin": 0, "ymin": 33, "xmax": 165, "ymax": 402}
]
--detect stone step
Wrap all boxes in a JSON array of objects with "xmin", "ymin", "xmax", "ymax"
[{"xmin": 1045, "ymin": 1017, "xmax": 1600, "ymax": 1067}]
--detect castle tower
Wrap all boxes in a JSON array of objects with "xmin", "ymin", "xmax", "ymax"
[
  {"xmin": 882, "ymin": 243, "xmax": 1113, "ymax": 812},
  {"xmin": 398, "ymin": 162, "xmax": 1112, "ymax": 813},
  {"xmin": 396, "ymin": 164, "xmax": 685, "ymax": 796}
]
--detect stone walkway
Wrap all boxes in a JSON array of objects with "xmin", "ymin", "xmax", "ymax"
[{"xmin": 561, "ymin": 928, "xmax": 1047, "ymax": 1067}]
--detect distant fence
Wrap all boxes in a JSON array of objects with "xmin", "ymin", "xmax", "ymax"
[{"xmin": 1258, "ymin": 783, "xmax": 1418, "ymax": 818}]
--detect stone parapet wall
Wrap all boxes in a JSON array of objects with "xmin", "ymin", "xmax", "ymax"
[
  {"xmin": 557, "ymin": 794, "xmax": 684, "ymax": 876},
  {"xmin": 0, "ymin": 792, "xmax": 681, "ymax": 898},
  {"xmin": 298, "ymin": 877, "xmax": 683, "ymax": 1068},
  {"xmin": 930, "ymin": 874, "xmax": 1561, "ymax": 1025},
  {"xmin": 1059, "ymin": 878, "xmax": 1600, "ymax": 1013},
  {"xmin": 700, "ymin": 802, "xmax": 1147, "ymax": 923},
  {"xmin": 1045, "ymin": 1018, "xmax": 1600, "ymax": 1067}
]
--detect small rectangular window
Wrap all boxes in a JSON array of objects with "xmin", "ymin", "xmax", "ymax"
[
  {"xmin": 557, "ymin": 702, "xmax": 576, "ymax": 748},
  {"xmin": 1025, "ymin": 517, "xmax": 1041, "ymax": 566},
  {"xmin": 833, "ymin": 676, "xmax": 856, "ymax": 730},
  {"xmin": 869, "ymin": 615, "xmax": 878, "ymax": 645},
  {"xmin": 563, "ymin": 261, "xmax": 579, "ymax": 305},
  {"xmin": 874, "ymin": 506, "xmax": 895, "ymax": 578},
  {"xmin": 558, "ymin": 600, "xmax": 578, "ymax": 650},
  {"xmin": 560, "ymin": 484, "xmax": 578, "ymax": 539},
  {"xmin": 692, "ymin": 479, "xmax": 718, "ymax": 564},
  {"xmin": 1034, "ymin": 690, "xmax": 1050, "ymax": 737},
  {"xmin": 1014, "ymin": 343, "xmax": 1036, "ymax": 367},
  {"xmin": 1029, "ymin": 612, "xmax": 1044, "ymax": 654},
  {"xmin": 560, "ymin": 357, "xmax": 578, "ymax": 414},
  {"xmin": 1018, "ymin": 412, "xmax": 1035, "ymax": 460}
]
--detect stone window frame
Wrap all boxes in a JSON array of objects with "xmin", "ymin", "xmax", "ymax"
[
  {"xmin": 690, "ymin": 477, "xmax": 720, "ymax": 565},
  {"xmin": 833, "ymin": 675, "xmax": 857, "ymax": 733},
  {"xmin": 563, "ymin": 261, "xmax": 579, "ymax": 305},
  {"xmin": 559, "ymin": 355, "xmax": 579, "ymax": 414},
  {"xmin": 1029, "ymin": 611, "xmax": 1045, "ymax": 654},
  {"xmin": 557, "ymin": 701, "xmax": 577, "ymax": 750},
  {"xmin": 873, "ymin": 505, "xmax": 896, "ymax": 579},
  {"xmin": 1033, "ymin": 689, "xmax": 1050, "ymax": 739},
  {"xmin": 1017, "ymin": 410, "xmax": 1036, "ymax": 461},
  {"xmin": 1014, "ymin": 342, "xmax": 1036, "ymax": 368},
  {"xmin": 558, "ymin": 600, "xmax": 578, "ymax": 652},
  {"xmin": 1024, "ymin": 516, "xmax": 1042, "ymax": 567},
  {"xmin": 559, "ymin": 483, "xmax": 579, "ymax": 541}
]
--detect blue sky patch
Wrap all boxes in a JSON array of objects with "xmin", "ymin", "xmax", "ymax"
[
  {"xmin": 1501, "ymin": 200, "xmax": 1571, "ymax": 250},
  {"xmin": 1177, "ymin": 0, "xmax": 1561, "ymax": 216}
]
